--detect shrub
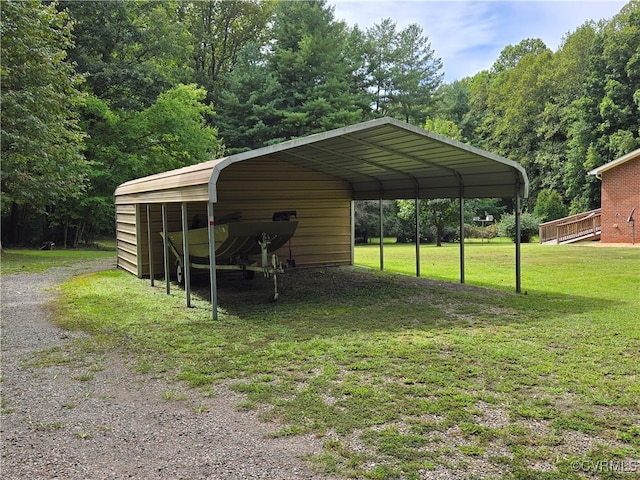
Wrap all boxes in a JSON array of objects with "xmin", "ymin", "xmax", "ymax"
[
  {"xmin": 533, "ymin": 189, "xmax": 568, "ymax": 222},
  {"xmin": 464, "ymin": 223, "xmax": 498, "ymax": 241},
  {"xmin": 497, "ymin": 212, "xmax": 540, "ymax": 242}
]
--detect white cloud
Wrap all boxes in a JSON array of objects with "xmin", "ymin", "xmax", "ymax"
[{"xmin": 330, "ymin": 0, "xmax": 627, "ymax": 81}]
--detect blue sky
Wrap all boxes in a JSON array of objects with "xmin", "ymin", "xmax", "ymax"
[{"xmin": 330, "ymin": 0, "xmax": 628, "ymax": 81}]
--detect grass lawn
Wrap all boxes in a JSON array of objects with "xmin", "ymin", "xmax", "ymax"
[
  {"xmin": 0, "ymin": 247, "xmax": 114, "ymax": 274},
  {"xmin": 4, "ymin": 241, "xmax": 639, "ymax": 479},
  {"xmin": 355, "ymin": 240, "xmax": 632, "ymax": 293}
]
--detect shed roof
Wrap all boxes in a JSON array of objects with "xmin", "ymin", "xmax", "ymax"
[
  {"xmin": 588, "ymin": 148, "xmax": 640, "ymax": 178},
  {"xmin": 115, "ymin": 117, "xmax": 528, "ymax": 204}
]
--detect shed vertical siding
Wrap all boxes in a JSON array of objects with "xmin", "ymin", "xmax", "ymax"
[
  {"xmin": 115, "ymin": 204, "xmax": 139, "ymax": 276},
  {"xmin": 138, "ymin": 203, "xmax": 175, "ymax": 278},
  {"xmin": 120, "ymin": 156, "xmax": 353, "ymax": 278},
  {"xmin": 215, "ymin": 157, "xmax": 352, "ymax": 267}
]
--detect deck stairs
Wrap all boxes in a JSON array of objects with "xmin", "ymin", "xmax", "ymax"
[{"xmin": 539, "ymin": 209, "xmax": 602, "ymax": 245}]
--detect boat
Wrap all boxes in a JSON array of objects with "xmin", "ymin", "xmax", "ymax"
[{"xmin": 160, "ymin": 212, "xmax": 298, "ymax": 302}]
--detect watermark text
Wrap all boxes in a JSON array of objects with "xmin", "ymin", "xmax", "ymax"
[{"xmin": 571, "ymin": 459, "xmax": 639, "ymax": 474}]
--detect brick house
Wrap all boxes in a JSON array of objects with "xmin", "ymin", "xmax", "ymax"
[{"xmin": 589, "ymin": 148, "xmax": 640, "ymax": 244}]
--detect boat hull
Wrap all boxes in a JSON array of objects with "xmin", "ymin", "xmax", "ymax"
[{"xmin": 164, "ymin": 221, "xmax": 298, "ymax": 264}]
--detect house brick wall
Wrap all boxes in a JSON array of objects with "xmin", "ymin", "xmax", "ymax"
[{"xmin": 600, "ymin": 156, "xmax": 640, "ymax": 243}]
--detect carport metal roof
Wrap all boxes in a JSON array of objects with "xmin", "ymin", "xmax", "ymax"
[
  {"xmin": 212, "ymin": 116, "xmax": 528, "ymax": 201},
  {"xmin": 115, "ymin": 117, "xmax": 528, "ymax": 203}
]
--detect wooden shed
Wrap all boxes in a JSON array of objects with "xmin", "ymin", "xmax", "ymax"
[{"xmin": 115, "ymin": 117, "xmax": 529, "ymax": 318}]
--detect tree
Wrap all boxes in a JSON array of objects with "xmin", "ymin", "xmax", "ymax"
[
  {"xmin": 533, "ymin": 24, "xmax": 598, "ymax": 196},
  {"xmin": 218, "ymin": 0, "xmax": 364, "ymax": 148},
  {"xmin": 532, "ymin": 189, "xmax": 569, "ymax": 222},
  {"xmin": 433, "ymin": 79, "xmax": 472, "ymax": 141},
  {"xmin": 424, "ymin": 117, "xmax": 463, "ymax": 139},
  {"xmin": 362, "ymin": 18, "xmax": 397, "ymax": 116},
  {"xmin": 477, "ymin": 41, "xmax": 554, "ymax": 205},
  {"xmin": 134, "ymin": 84, "xmax": 222, "ymax": 173},
  {"xmin": 186, "ymin": 0, "xmax": 274, "ymax": 100},
  {"xmin": 491, "ymin": 38, "xmax": 549, "ymax": 73},
  {"xmin": 1, "ymin": 0, "xmax": 88, "ymax": 245},
  {"xmin": 63, "ymin": 84, "xmax": 222, "ymax": 245},
  {"xmin": 387, "ymin": 23, "xmax": 443, "ymax": 124},
  {"xmin": 434, "ymin": 3, "xmax": 638, "ymax": 217},
  {"xmin": 343, "ymin": 25, "xmax": 378, "ymax": 119},
  {"xmin": 216, "ymin": 42, "xmax": 284, "ymax": 152},
  {"xmin": 269, "ymin": 0, "xmax": 364, "ymax": 138},
  {"xmin": 61, "ymin": 0, "xmax": 193, "ymax": 110},
  {"xmin": 405, "ymin": 198, "xmax": 461, "ymax": 246},
  {"xmin": 354, "ymin": 200, "xmax": 406, "ymax": 243},
  {"xmin": 564, "ymin": 2, "xmax": 640, "ymax": 212},
  {"xmin": 363, "ymin": 19, "xmax": 442, "ymax": 124},
  {"xmin": 483, "ymin": 45, "xmax": 552, "ymax": 158}
]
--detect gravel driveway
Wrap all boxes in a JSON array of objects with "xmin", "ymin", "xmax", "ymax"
[{"xmin": 1, "ymin": 259, "xmax": 331, "ymax": 479}]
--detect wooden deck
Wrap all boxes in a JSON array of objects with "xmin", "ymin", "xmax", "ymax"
[{"xmin": 539, "ymin": 209, "xmax": 601, "ymax": 244}]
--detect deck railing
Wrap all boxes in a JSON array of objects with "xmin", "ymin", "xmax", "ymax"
[{"xmin": 539, "ymin": 208, "xmax": 601, "ymax": 244}]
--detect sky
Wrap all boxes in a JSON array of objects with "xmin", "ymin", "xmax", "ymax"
[{"xmin": 330, "ymin": 0, "xmax": 628, "ymax": 81}]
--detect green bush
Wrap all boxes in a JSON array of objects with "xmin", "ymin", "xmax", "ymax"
[
  {"xmin": 533, "ymin": 189, "xmax": 568, "ymax": 222},
  {"xmin": 497, "ymin": 212, "xmax": 540, "ymax": 243},
  {"xmin": 464, "ymin": 223, "xmax": 498, "ymax": 240}
]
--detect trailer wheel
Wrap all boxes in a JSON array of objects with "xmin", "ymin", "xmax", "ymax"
[{"xmin": 176, "ymin": 259, "xmax": 185, "ymax": 285}]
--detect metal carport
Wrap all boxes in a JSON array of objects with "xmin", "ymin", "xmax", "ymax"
[{"xmin": 115, "ymin": 117, "xmax": 529, "ymax": 319}]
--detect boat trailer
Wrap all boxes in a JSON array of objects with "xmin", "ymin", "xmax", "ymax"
[{"xmin": 160, "ymin": 213, "xmax": 298, "ymax": 302}]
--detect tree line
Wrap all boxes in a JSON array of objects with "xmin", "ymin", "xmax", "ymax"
[{"xmin": 1, "ymin": 0, "xmax": 638, "ymax": 247}]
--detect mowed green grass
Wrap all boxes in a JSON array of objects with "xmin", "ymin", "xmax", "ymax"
[
  {"xmin": 356, "ymin": 240, "xmax": 637, "ymax": 296},
  {"xmin": 1, "ymin": 248, "xmax": 114, "ymax": 274},
  {"xmin": 8, "ymin": 242, "xmax": 640, "ymax": 479}
]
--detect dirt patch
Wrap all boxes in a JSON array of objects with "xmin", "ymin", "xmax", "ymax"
[{"xmin": 0, "ymin": 260, "xmax": 333, "ymax": 479}]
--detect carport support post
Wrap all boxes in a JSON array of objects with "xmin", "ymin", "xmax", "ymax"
[
  {"xmin": 350, "ymin": 201, "xmax": 356, "ymax": 264},
  {"xmin": 207, "ymin": 202, "xmax": 218, "ymax": 320},
  {"xmin": 181, "ymin": 202, "xmax": 192, "ymax": 307},
  {"xmin": 162, "ymin": 203, "xmax": 170, "ymax": 295},
  {"xmin": 146, "ymin": 204, "xmax": 154, "ymax": 287},
  {"xmin": 415, "ymin": 196, "xmax": 420, "ymax": 277},
  {"xmin": 459, "ymin": 194, "xmax": 465, "ymax": 284},
  {"xmin": 379, "ymin": 198, "xmax": 384, "ymax": 271},
  {"xmin": 515, "ymin": 194, "xmax": 522, "ymax": 294}
]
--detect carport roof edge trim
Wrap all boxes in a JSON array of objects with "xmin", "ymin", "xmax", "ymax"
[
  {"xmin": 115, "ymin": 116, "xmax": 529, "ymax": 203},
  {"xmin": 209, "ymin": 117, "xmax": 528, "ymax": 202}
]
